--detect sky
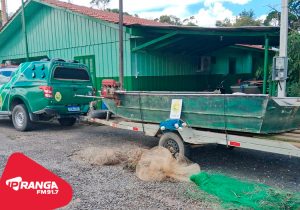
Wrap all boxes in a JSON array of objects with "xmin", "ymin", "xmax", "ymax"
[{"xmin": 4, "ymin": 0, "xmax": 281, "ymax": 27}]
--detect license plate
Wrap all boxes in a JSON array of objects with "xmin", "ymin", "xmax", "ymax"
[{"xmin": 68, "ymin": 106, "xmax": 80, "ymax": 112}]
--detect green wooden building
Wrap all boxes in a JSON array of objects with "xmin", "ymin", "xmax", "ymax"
[{"xmin": 0, "ymin": 0, "xmax": 279, "ymax": 92}]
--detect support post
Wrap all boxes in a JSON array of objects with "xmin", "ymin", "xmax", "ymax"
[
  {"xmin": 21, "ymin": 0, "xmax": 29, "ymax": 62},
  {"xmin": 278, "ymin": 0, "xmax": 288, "ymax": 97},
  {"xmin": 263, "ymin": 36, "xmax": 269, "ymax": 94},
  {"xmin": 118, "ymin": 0, "xmax": 124, "ymax": 90},
  {"xmin": 1, "ymin": 0, "xmax": 8, "ymax": 25}
]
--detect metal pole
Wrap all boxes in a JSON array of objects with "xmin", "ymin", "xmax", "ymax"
[
  {"xmin": 1, "ymin": 0, "xmax": 8, "ymax": 25},
  {"xmin": 278, "ymin": 0, "xmax": 288, "ymax": 97},
  {"xmin": 21, "ymin": 0, "xmax": 29, "ymax": 62},
  {"xmin": 119, "ymin": 0, "xmax": 124, "ymax": 89},
  {"xmin": 263, "ymin": 36, "xmax": 269, "ymax": 94}
]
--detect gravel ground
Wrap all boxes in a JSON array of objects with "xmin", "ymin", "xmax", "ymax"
[{"xmin": 0, "ymin": 119, "xmax": 299, "ymax": 209}]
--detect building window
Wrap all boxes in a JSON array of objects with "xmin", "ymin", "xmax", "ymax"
[
  {"xmin": 228, "ymin": 57, "xmax": 236, "ymax": 74},
  {"xmin": 197, "ymin": 56, "xmax": 211, "ymax": 72}
]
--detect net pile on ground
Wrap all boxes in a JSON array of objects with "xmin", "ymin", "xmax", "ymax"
[
  {"xmin": 136, "ymin": 147, "xmax": 200, "ymax": 182},
  {"xmin": 190, "ymin": 172, "xmax": 300, "ymax": 210},
  {"xmin": 76, "ymin": 146, "xmax": 200, "ymax": 182}
]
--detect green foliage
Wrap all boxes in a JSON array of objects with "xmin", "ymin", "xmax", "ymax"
[
  {"xmin": 235, "ymin": 9, "xmax": 262, "ymax": 26},
  {"xmin": 90, "ymin": 0, "xmax": 110, "ymax": 9},
  {"xmin": 264, "ymin": 0, "xmax": 300, "ymax": 30},
  {"xmin": 289, "ymin": 0, "xmax": 300, "ymax": 19},
  {"xmin": 216, "ymin": 18, "xmax": 232, "ymax": 27},
  {"xmin": 287, "ymin": 32, "xmax": 300, "ymax": 96},
  {"xmin": 264, "ymin": 11, "xmax": 280, "ymax": 26},
  {"xmin": 288, "ymin": 82, "xmax": 300, "ymax": 97},
  {"xmin": 289, "ymin": 0, "xmax": 300, "ymax": 30},
  {"xmin": 155, "ymin": 15, "xmax": 182, "ymax": 26},
  {"xmin": 105, "ymin": 8, "xmax": 131, "ymax": 16},
  {"xmin": 216, "ymin": 9, "xmax": 262, "ymax": 27},
  {"xmin": 183, "ymin": 16, "xmax": 198, "ymax": 26}
]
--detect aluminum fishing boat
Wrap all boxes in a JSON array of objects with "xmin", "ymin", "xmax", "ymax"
[{"xmin": 103, "ymin": 90, "xmax": 300, "ymax": 134}]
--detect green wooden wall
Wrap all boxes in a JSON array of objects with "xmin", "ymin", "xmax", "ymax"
[
  {"xmin": 0, "ymin": 4, "xmax": 132, "ymax": 90},
  {"xmin": 129, "ymin": 44, "xmax": 261, "ymax": 91}
]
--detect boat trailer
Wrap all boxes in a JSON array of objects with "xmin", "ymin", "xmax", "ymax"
[{"xmin": 83, "ymin": 116, "xmax": 300, "ymax": 158}]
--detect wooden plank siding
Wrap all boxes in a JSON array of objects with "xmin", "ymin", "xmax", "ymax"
[{"xmin": 0, "ymin": 6, "xmax": 132, "ymax": 80}]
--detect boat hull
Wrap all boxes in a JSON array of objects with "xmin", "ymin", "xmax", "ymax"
[{"xmin": 103, "ymin": 92, "xmax": 300, "ymax": 134}]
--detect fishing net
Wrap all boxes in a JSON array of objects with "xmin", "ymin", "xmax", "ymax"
[
  {"xmin": 75, "ymin": 147, "xmax": 127, "ymax": 166},
  {"xmin": 75, "ymin": 146, "xmax": 200, "ymax": 182},
  {"xmin": 190, "ymin": 172, "xmax": 300, "ymax": 210},
  {"xmin": 136, "ymin": 147, "xmax": 200, "ymax": 182}
]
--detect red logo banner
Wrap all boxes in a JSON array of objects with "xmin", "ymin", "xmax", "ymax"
[{"xmin": 0, "ymin": 153, "xmax": 73, "ymax": 210}]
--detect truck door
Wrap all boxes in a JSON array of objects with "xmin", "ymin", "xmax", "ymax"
[{"xmin": 0, "ymin": 83, "xmax": 11, "ymax": 112}]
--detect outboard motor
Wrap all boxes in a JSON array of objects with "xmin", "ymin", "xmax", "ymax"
[{"xmin": 101, "ymin": 79, "xmax": 120, "ymax": 98}]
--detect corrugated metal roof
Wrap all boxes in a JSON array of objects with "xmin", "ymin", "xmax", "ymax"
[{"xmin": 133, "ymin": 24, "xmax": 280, "ymax": 33}]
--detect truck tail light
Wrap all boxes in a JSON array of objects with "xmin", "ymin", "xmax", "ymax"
[{"xmin": 39, "ymin": 86, "xmax": 53, "ymax": 98}]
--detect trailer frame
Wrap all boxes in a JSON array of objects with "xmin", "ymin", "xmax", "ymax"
[{"xmin": 84, "ymin": 116, "xmax": 300, "ymax": 158}]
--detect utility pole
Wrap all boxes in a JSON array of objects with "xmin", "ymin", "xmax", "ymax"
[
  {"xmin": 278, "ymin": 0, "xmax": 288, "ymax": 97},
  {"xmin": 119, "ymin": 0, "xmax": 124, "ymax": 89},
  {"xmin": 21, "ymin": 0, "xmax": 29, "ymax": 61},
  {"xmin": 1, "ymin": 0, "xmax": 8, "ymax": 25}
]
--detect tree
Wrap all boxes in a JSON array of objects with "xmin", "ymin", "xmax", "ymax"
[
  {"xmin": 263, "ymin": 0, "xmax": 300, "ymax": 96},
  {"xmin": 105, "ymin": 8, "xmax": 132, "ymax": 16},
  {"xmin": 287, "ymin": 32, "xmax": 300, "ymax": 96},
  {"xmin": 216, "ymin": 18, "xmax": 232, "ymax": 27},
  {"xmin": 264, "ymin": 0, "xmax": 300, "ymax": 30},
  {"xmin": 288, "ymin": 0, "xmax": 300, "ymax": 31},
  {"xmin": 183, "ymin": 16, "xmax": 197, "ymax": 26},
  {"xmin": 264, "ymin": 11, "xmax": 280, "ymax": 26},
  {"xmin": 155, "ymin": 15, "xmax": 182, "ymax": 26},
  {"xmin": 216, "ymin": 9, "xmax": 262, "ymax": 27},
  {"xmin": 90, "ymin": 0, "xmax": 110, "ymax": 10},
  {"xmin": 235, "ymin": 9, "xmax": 262, "ymax": 26}
]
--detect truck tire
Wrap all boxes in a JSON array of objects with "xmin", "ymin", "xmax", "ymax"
[
  {"xmin": 58, "ymin": 117, "xmax": 77, "ymax": 126},
  {"xmin": 12, "ymin": 104, "xmax": 32, "ymax": 132},
  {"xmin": 159, "ymin": 132, "xmax": 190, "ymax": 157}
]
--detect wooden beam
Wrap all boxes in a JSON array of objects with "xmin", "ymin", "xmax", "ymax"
[
  {"xmin": 132, "ymin": 31, "xmax": 178, "ymax": 52},
  {"xmin": 152, "ymin": 37, "xmax": 184, "ymax": 50}
]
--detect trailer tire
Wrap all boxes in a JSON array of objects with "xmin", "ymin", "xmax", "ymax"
[
  {"xmin": 159, "ymin": 132, "xmax": 190, "ymax": 157},
  {"xmin": 89, "ymin": 110, "xmax": 111, "ymax": 119}
]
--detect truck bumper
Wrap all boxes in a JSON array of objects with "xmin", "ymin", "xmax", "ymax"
[{"xmin": 31, "ymin": 104, "xmax": 89, "ymax": 121}]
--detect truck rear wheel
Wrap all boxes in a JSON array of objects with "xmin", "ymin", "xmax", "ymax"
[
  {"xmin": 58, "ymin": 117, "xmax": 77, "ymax": 126},
  {"xmin": 159, "ymin": 132, "xmax": 190, "ymax": 157},
  {"xmin": 12, "ymin": 104, "xmax": 32, "ymax": 132}
]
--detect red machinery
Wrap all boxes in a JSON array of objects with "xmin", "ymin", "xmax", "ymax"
[{"xmin": 101, "ymin": 79, "xmax": 120, "ymax": 98}]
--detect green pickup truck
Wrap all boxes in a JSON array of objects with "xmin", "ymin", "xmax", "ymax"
[{"xmin": 0, "ymin": 59, "xmax": 94, "ymax": 131}]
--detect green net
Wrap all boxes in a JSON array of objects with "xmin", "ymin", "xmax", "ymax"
[{"xmin": 190, "ymin": 172, "xmax": 300, "ymax": 210}]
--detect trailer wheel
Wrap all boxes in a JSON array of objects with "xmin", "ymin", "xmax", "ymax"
[{"xmin": 159, "ymin": 132, "xmax": 189, "ymax": 157}]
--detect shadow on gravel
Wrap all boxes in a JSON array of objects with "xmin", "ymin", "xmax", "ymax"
[{"xmin": 0, "ymin": 119, "xmax": 79, "ymax": 132}]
